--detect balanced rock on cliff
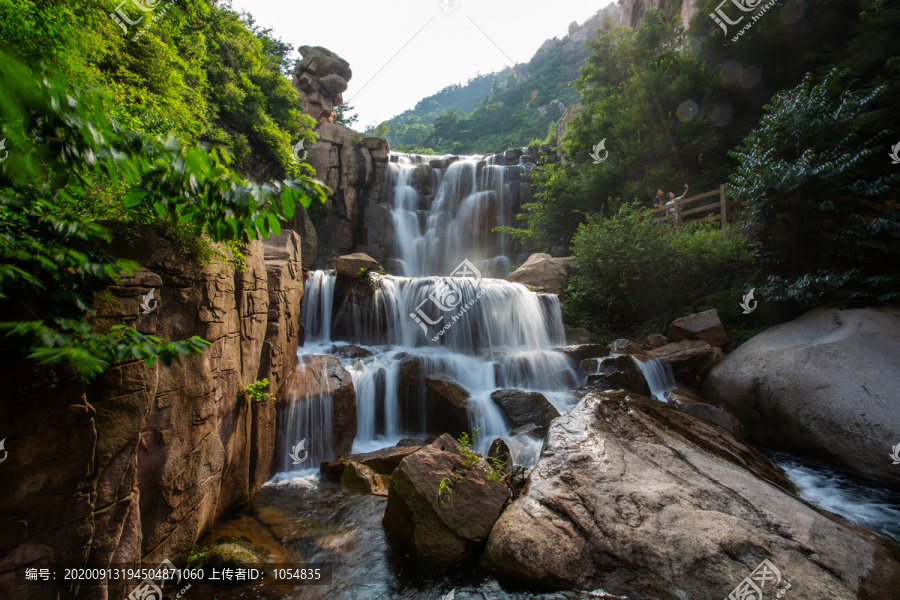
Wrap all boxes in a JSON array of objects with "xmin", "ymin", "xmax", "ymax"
[
  {"xmin": 293, "ymin": 46, "xmax": 352, "ymax": 124},
  {"xmin": 483, "ymin": 390, "xmax": 900, "ymax": 597}
]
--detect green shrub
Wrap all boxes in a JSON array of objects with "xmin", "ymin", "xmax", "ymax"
[
  {"xmin": 565, "ymin": 205, "xmax": 760, "ymax": 339},
  {"xmin": 242, "ymin": 379, "xmax": 274, "ymax": 403}
]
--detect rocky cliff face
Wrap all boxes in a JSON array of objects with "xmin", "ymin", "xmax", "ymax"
[
  {"xmin": 618, "ymin": 0, "xmax": 699, "ymax": 29},
  {"xmin": 289, "ymin": 123, "xmax": 391, "ymax": 269},
  {"xmin": 0, "ymin": 228, "xmax": 305, "ymax": 600}
]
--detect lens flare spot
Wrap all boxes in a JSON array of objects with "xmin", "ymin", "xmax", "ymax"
[{"xmin": 677, "ymin": 100, "xmax": 699, "ymax": 121}]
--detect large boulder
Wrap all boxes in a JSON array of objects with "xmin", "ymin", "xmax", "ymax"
[
  {"xmin": 424, "ymin": 375, "xmax": 471, "ymax": 434},
  {"xmin": 490, "ymin": 389, "xmax": 560, "ymax": 435},
  {"xmin": 506, "ymin": 253, "xmax": 577, "ymax": 295},
  {"xmin": 669, "ymin": 308, "xmax": 728, "ymax": 347},
  {"xmin": 702, "ymin": 306, "xmax": 900, "ymax": 485},
  {"xmin": 335, "ymin": 253, "xmax": 381, "ymax": 279},
  {"xmin": 483, "ymin": 390, "xmax": 900, "ymax": 596},
  {"xmin": 382, "ymin": 434, "xmax": 510, "ymax": 562}
]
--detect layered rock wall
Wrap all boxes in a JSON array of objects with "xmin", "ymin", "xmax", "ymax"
[{"xmin": 0, "ymin": 228, "xmax": 305, "ymax": 599}]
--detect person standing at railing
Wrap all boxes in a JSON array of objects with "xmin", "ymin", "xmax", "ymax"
[
  {"xmin": 665, "ymin": 184, "xmax": 689, "ymax": 217},
  {"xmin": 653, "ymin": 188, "xmax": 665, "ymax": 208}
]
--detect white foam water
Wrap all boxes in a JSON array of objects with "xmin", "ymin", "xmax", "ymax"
[
  {"xmin": 632, "ymin": 356, "xmax": 676, "ymax": 401},
  {"xmin": 770, "ymin": 453, "xmax": 900, "ymax": 542}
]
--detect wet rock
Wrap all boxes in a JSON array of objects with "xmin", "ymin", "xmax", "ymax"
[
  {"xmin": 647, "ymin": 339, "xmax": 720, "ymax": 380},
  {"xmin": 509, "ymin": 423, "xmax": 541, "ymax": 439},
  {"xmin": 490, "ymin": 389, "xmax": 560, "ymax": 435},
  {"xmin": 329, "ymin": 344, "xmax": 373, "ymax": 359},
  {"xmin": 198, "ymin": 542, "xmax": 264, "ymax": 570},
  {"xmin": 488, "ymin": 438, "xmax": 512, "ymax": 469},
  {"xmin": 611, "ymin": 338, "xmax": 645, "ymax": 354},
  {"xmin": 506, "ymin": 253, "xmax": 577, "ymax": 295},
  {"xmin": 647, "ymin": 333, "xmax": 669, "ymax": 349},
  {"xmin": 664, "ymin": 388, "xmax": 744, "ymax": 438},
  {"xmin": 341, "ymin": 460, "xmax": 388, "ymax": 496},
  {"xmin": 322, "ymin": 444, "xmax": 421, "ymax": 478},
  {"xmin": 669, "ymin": 308, "xmax": 728, "ymax": 347},
  {"xmin": 483, "ymin": 390, "xmax": 900, "ymax": 596},
  {"xmin": 397, "ymin": 354, "xmax": 424, "ymax": 387},
  {"xmin": 703, "ymin": 306, "xmax": 900, "ymax": 485},
  {"xmin": 382, "ymin": 434, "xmax": 510, "ymax": 562},
  {"xmin": 555, "ymin": 343, "xmax": 610, "ymax": 366},
  {"xmin": 397, "ymin": 438, "xmax": 426, "ymax": 447},
  {"xmin": 585, "ymin": 355, "xmax": 650, "ymax": 396},
  {"xmin": 424, "ymin": 375, "xmax": 471, "ymax": 435},
  {"xmin": 335, "ymin": 253, "xmax": 381, "ymax": 279},
  {"xmin": 281, "ymin": 354, "xmax": 357, "ymax": 459}
]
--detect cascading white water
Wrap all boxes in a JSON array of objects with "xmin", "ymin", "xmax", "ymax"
[
  {"xmin": 386, "ymin": 154, "xmax": 528, "ymax": 278},
  {"xmin": 276, "ymin": 393, "xmax": 333, "ymax": 473},
  {"xmin": 300, "ymin": 269, "xmax": 336, "ymax": 344},
  {"xmin": 632, "ymin": 356, "xmax": 677, "ymax": 401},
  {"xmin": 280, "ymin": 150, "xmax": 572, "ymax": 473}
]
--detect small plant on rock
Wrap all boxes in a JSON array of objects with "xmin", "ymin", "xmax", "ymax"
[{"xmin": 242, "ymin": 379, "xmax": 274, "ymax": 403}]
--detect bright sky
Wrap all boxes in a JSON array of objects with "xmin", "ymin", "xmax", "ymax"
[{"xmin": 233, "ymin": 0, "xmax": 615, "ymax": 129}]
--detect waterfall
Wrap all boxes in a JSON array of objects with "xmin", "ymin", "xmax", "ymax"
[
  {"xmin": 276, "ymin": 393, "xmax": 333, "ymax": 473},
  {"xmin": 632, "ymin": 356, "xmax": 677, "ymax": 401},
  {"xmin": 285, "ymin": 150, "xmax": 576, "ymax": 469},
  {"xmin": 386, "ymin": 154, "xmax": 530, "ymax": 278},
  {"xmin": 300, "ymin": 269, "xmax": 336, "ymax": 345}
]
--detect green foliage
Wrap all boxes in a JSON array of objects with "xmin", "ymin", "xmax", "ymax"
[
  {"xmin": 437, "ymin": 474, "xmax": 461, "ymax": 507},
  {"xmin": 371, "ymin": 34, "xmax": 590, "ymax": 154},
  {"xmin": 334, "ymin": 102, "xmax": 359, "ymax": 127},
  {"xmin": 242, "ymin": 379, "xmax": 274, "ymax": 403},
  {"xmin": 729, "ymin": 69, "xmax": 900, "ymax": 305},
  {"xmin": 0, "ymin": 49, "xmax": 326, "ymax": 378},
  {"xmin": 456, "ymin": 427, "xmax": 480, "ymax": 469},
  {"xmin": 514, "ymin": 12, "xmax": 733, "ymax": 248},
  {"xmin": 565, "ymin": 205, "xmax": 759, "ymax": 338}
]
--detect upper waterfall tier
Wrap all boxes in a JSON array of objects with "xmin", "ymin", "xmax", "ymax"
[
  {"xmin": 386, "ymin": 151, "xmax": 536, "ymax": 278},
  {"xmin": 332, "ymin": 273, "xmax": 567, "ymax": 354}
]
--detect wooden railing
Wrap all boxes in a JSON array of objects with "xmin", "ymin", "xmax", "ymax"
[{"xmin": 652, "ymin": 184, "xmax": 749, "ymax": 229}]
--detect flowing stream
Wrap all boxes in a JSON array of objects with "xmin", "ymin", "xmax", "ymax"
[{"xmin": 198, "ymin": 151, "xmax": 900, "ymax": 598}]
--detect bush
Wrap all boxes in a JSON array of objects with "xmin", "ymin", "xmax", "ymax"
[{"xmin": 565, "ymin": 205, "xmax": 760, "ymax": 339}]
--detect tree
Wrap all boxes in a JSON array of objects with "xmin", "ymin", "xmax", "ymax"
[
  {"xmin": 0, "ymin": 53, "xmax": 326, "ymax": 378},
  {"xmin": 729, "ymin": 69, "xmax": 900, "ymax": 305},
  {"xmin": 334, "ymin": 102, "xmax": 359, "ymax": 127}
]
